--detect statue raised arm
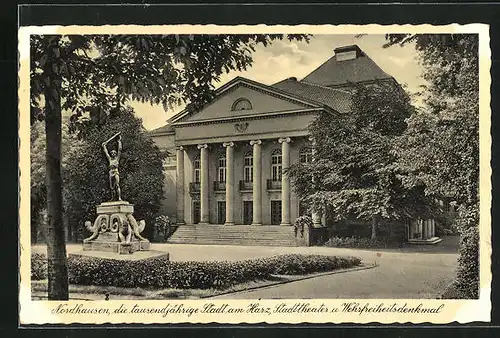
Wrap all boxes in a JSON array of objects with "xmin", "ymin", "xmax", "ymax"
[
  {"xmin": 102, "ymin": 132, "xmax": 123, "ymax": 201},
  {"xmin": 117, "ymin": 134, "xmax": 122, "ymax": 160}
]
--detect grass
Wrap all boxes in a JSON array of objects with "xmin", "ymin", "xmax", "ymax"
[{"xmin": 31, "ymin": 277, "xmax": 287, "ymax": 300}]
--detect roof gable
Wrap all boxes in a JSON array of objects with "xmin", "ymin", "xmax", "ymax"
[
  {"xmin": 302, "ymin": 47, "xmax": 392, "ymax": 87},
  {"xmin": 169, "ymin": 76, "xmax": 326, "ymax": 124}
]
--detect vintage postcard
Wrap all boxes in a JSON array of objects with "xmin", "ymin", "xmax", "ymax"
[{"xmin": 18, "ymin": 24, "xmax": 491, "ymax": 325}]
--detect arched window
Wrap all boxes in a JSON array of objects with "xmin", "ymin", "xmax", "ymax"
[
  {"xmin": 243, "ymin": 150, "xmax": 253, "ymax": 182},
  {"xmin": 193, "ymin": 156, "xmax": 200, "ymax": 183},
  {"xmin": 300, "ymin": 147, "xmax": 313, "ymax": 164},
  {"xmin": 271, "ymin": 149, "xmax": 282, "ymax": 181},
  {"xmin": 218, "ymin": 154, "xmax": 227, "ymax": 182},
  {"xmin": 231, "ymin": 98, "xmax": 252, "ymax": 111}
]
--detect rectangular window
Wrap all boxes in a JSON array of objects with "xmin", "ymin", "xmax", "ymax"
[
  {"xmin": 272, "ymin": 165, "xmax": 282, "ymax": 181},
  {"xmin": 218, "ymin": 158, "xmax": 226, "ymax": 182},
  {"xmin": 300, "ymin": 153, "xmax": 312, "ymax": 164},
  {"xmin": 244, "ymin": 167, "xmax": 253, "ymax": 182},
  {"xmin": 218, "ymin": 167, "xmax": 226, "ymax": 182},
  {"xmin": 244, "ymin": 156, "xmax": 253, "ymax": 182},
  {"xmin": 194, "ymin": 160, "xmax": 201, "ymax": 183}
]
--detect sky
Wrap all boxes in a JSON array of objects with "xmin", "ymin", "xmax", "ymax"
[{"xmin": 131, "ymin": 34, "xmax": 426, "ymax": 131}]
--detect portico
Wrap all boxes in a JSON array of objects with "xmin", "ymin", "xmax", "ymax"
[{"xmin": 175, "ymin": 134, "xmax": 307, "ymax": 227}]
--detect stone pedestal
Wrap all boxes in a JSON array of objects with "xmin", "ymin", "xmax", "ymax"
[{"xmin": 82, "ymin": 201, "xmax": 151, "ymax": 255}]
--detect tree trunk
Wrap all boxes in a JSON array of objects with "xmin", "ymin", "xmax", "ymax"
[
  {"xmin": 44, "ymin": 37, "xmax": 69, "ymax": 300},
  {"xmin": 371, "ymin": 215, "xmax": 378, "ymax": 240}
]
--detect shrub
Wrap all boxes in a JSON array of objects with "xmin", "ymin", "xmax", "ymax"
[
  {"xmin": 324, "ymin": 236, "xmax": 397, "ymax": 249},
  {"xmin": 31, "ymin": 252, "xmax": 362, "ymax": 290},
  {"xmin": 263, "ymin": 254, "xmax": 362, "ymax": 275},
  {"xmin": 447, "ymin": 226, "xmax": 479, "ymax": 299},
  {"xmin": 31, "ymin": 252, "xmax": 47, "ymax": 280}
]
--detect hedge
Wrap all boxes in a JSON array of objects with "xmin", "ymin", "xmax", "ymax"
[
  {"xmin": 31, "ymin": 253, "xmax": 361, "ymax": 290},
  {"xmin": 324, "ymin": 236, "xmax": 401, "ymax": 249},
  {"xmin": 445, "ymin": 226, "xmax": 479, "ymax": 299},
  {"xmin": 31, "ymin": 252, "xmax": 48, "ymax": 280}
]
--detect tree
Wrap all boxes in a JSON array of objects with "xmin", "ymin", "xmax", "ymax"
[
  {"xmin": 288, "ymin": 81, "xmax": 433, "ymax": 239},
  {"xmin": 385, "ymin": 34, "xmax": 479, "ymax": 298},
  {"xmin": 30, "ymin": 34, "xmax": 310, "ymax": 299},
  {"xmin": 64, "ymin": 107, "xmax": 166, "ymax": 241},
  {"xmin": 30, "ymin": 117, "xmax": 82, "ymax": 243}
]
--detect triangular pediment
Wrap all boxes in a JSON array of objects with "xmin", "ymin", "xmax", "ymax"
[{"xmin": 170, "ymin": 77, "xmax": 322, "ymax": 124}]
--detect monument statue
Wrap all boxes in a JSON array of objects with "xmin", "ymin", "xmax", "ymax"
[
  {"xmin": 102, "ymin": 132, "xmax": 122, "ymax": 201},
  {"xmin": 79, "ymin": 131, "xmax": 154, "ymax": 255}
]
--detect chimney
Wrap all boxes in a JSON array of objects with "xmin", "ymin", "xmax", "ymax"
[{"xmin": 334, "ymin": 45, "xmax": 362, "ymax": 61}]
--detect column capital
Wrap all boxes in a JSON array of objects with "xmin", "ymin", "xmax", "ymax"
[
  {"xmin": 222, "ymin": 141, "xmax": 235, "ymax": 148},
  {"xmin": 250, "ymin": 139, "xmax": 262, "ymax": 146},
  {"xmin": 278, "ymin": 137, "xmax": 292, "ymax": 144},
  {"xmin": 176, "ymin": 145, "xmax": 184, "ymax": 151},
  {"xmin": 197, "ymin": 143, "xmax": 208, "ymax": 149}
]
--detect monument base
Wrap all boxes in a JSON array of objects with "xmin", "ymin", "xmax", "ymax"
[
  {"xmin": 83, "ymin": 239, "xmax": 151, "ymax": 254},
  {"xmin": 69, "ymin": 250, "xmax": 169, "ymax": 261},
  {"xmin": 83, "ymin": 200, "xmax": 154, "ymax": 255}
]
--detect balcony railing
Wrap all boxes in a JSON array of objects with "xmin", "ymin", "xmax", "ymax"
[
  {"xmin": 189, "ymin": 182, "xmax": 200, "ymax": 193},
  {"xmin": 267, "ymin": 179, "xmax": 282, "ymax": 190},
  {"xmin": 239, "ymin": 180, "xmax": 253, "ymax": 191},
  {"xmin": 213, "ymin": 181, "xmax": 226, "ymax": 191}
]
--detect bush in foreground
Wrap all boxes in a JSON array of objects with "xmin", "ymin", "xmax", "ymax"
[
  {"xmin": 31, "ymin": 252, "xmax": 48, "ymax": 280},
  {"xmin": 31, "ymin": 253, "xmax": 361, "ymax": 289},
  {"xmin": 442, "ymin": 226, "xmax": 479, "ymax": 299},
  {"xmin": 324, "ymin": 236, "xmax": 400, "ymax": 249}
]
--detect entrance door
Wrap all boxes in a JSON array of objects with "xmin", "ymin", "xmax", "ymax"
[
  {"xmin": 192, "ymin": 201, "xmax": 200, "ymax": 224},
  {"xmin": 243, "ymin": 201, "xmax": 253, "ymax": 225},
  {"xmin": 271, "ymin": 200, "xmax": 282, "ymax": 225},
  {"xmin": 217, "ymin": 201, "xmax": 226, "ymax": 224}
]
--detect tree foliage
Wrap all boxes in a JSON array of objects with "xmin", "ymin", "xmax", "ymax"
[
  {"xmin": 288, "ymin": 81, "xmax": 432, "ymax": 238},
  {"xmin": 386, "ymin": 34, "xmax": 479, "ymax": 298},
  {"xmin": 64, "ymin": 108, "xmax": 166, "ymax": 240},
  {"xmin": 30, "ymin": 34, "xmax": 311, "ymax": 132},
  {"xmin": 386, "ymin": 34, "xmax": 479, "ymax": 210}
]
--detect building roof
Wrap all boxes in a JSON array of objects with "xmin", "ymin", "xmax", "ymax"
[
  {"xmin": 149, "ymin": 123, "xmax": 175, "ymax": 135},
  {"xmin": 302, "ymin": 45, "xmax": 392, "ymax": 87},
  {"xmin": 168, "ymin": 76, "xmax": 337, "ymax": 124},
  {"xmin": 272, "ymin": 78, "xmax": 352, "ymax": 114}
]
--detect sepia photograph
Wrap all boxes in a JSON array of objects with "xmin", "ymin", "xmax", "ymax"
[{"xmin": 18, "ymin": 24, "xmax": 491, "ymax": 324}]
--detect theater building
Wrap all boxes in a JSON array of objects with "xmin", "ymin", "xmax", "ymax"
[{"xmin": 150, "ymin": 45, "xmax": 441, "ymax": 245}]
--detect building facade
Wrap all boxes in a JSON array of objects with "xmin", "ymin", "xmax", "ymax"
[{"xmin": 150, "ymin": 45, "xmax": 440, "ymax": 244}]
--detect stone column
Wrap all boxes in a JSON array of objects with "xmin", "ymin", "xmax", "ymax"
[
  {"xmin": 223, "ymin": 141, "xmax": 235, "ymax": 225},
  {"xmin": 279, "ymin": 137, "xmax": 292, "ymax": 226},
  {"xmin": 310, "ymin": 137, "xmax": 322, "ymax": 227},
  {"xmin": 422, "ymin": 219, "xmax": 428, "ymax": 239},
  {"xmin": 197, "ymin": 144, "xmax": 209, "ymax": 224},
  {"xmin": 431, "ymin": 219, "xmax": 436, "ymax": 237},
  {"xmin": 175, "ymin": 146, "xmax": 185, "ymax": 225},
  {"xmin": 250, "ymin": 140, "xmax": 262, "ymax": 225}
]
